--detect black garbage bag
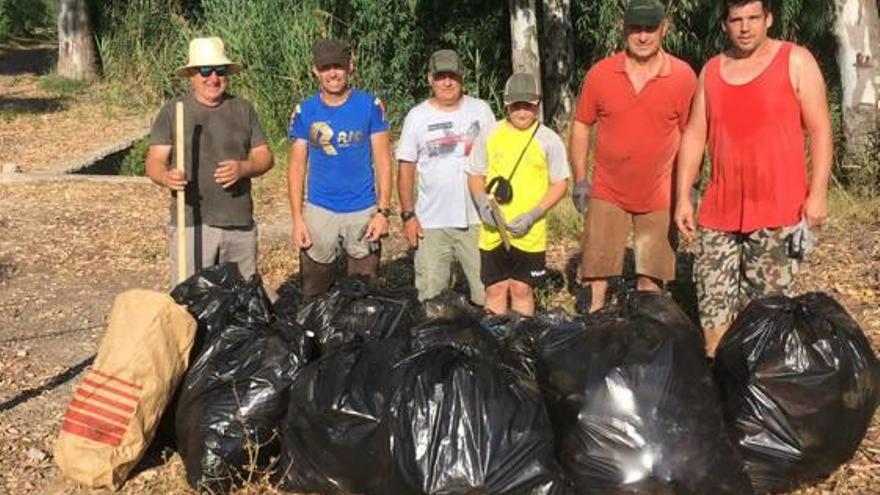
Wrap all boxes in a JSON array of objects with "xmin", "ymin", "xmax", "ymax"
[
  {"xmin": 531, "ymin": 292, "xmax": 753, "ymax": 494},
  {"xmin": 277, "ymin": 338, "xmax": 408, "ymax": 494},
  {"xmin": 171, "ymin": 263, "xmax": 249, "ymax": 357},
  {"xmin": 714, "ymin": 293, "xmax": 880, "ymax": 493},
  {"xmin": 386, "ymin": 342, "xmax": 563, "ymax": 494},
  {"xmin": 292, "ymin": 278, "xmax": 418, "ymax": 355},
  {"xmin": 174, "ymin": 268, "xmax": 311, "ymax": 493}
]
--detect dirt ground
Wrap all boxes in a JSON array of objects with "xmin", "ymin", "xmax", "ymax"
[{"xmin": 0, "ymin": 42, "xmax": 878, "ymax": 495}]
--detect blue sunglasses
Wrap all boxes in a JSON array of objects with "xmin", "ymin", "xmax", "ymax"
[{"xmin": 197, "ymin": 65, "xmax": 228, "ymax": 77}]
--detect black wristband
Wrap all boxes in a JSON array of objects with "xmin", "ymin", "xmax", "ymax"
[
  {"xmin": 400, "ymin": 210, "xmax": 416, "ymax": 222},
  {"xmin": 376, "ymin": 207, "xmax": 392, "ymax": 218}
]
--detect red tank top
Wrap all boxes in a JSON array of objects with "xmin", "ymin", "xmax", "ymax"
[{"xmin": 698, "ymin": 42, "xmax": 807, "ymax": 232}]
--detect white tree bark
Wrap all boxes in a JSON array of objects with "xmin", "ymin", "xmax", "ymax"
[
  {"xmin": 57, "ymin": 0, "xmax": 99, "ymax": 81},
  {"xmin": 834, "ymin": 0, "xmax": 880, "ymax": 154},
  {"xmin": 509, "ymin": 0, "xmax": 543, "ymax": 120},
  {"xmin": 541, "ymin": 0, "xmax": 574, "ymax": 129}
]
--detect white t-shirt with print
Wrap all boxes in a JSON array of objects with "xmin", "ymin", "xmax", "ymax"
[{"xmin": 396, "ymin": 95, "xmax": 496, "ymax": 229}]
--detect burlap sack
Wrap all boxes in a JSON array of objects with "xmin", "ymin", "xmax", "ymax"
[{"xmin": 54, "ymin": 289, "xmax": 196, "ymax": 490}]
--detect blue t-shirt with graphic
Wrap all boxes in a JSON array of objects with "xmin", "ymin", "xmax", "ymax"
[{"xmin": 288, "ymin": 89, "xmax": 389, "ymax": 213}]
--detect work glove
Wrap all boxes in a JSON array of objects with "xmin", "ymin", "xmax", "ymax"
[
  {"xmin": 475, "ymin": 193, "xmax": 499, "ymax": 227},
  {"xmin": 507, "ymin": 206, "xmax": 544, "ymax": 237},
  {"xmin": 788, "ymin": 219, "xmax": 815, "ymax": 260},
  {"xmin": 572, "ymin": 180, "xmax": 591, "ymax": 214}
]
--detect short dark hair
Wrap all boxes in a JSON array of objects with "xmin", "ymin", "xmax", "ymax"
[{"xmin": 723, "ymin": 0, "xmax": 771, "ymax": 18}]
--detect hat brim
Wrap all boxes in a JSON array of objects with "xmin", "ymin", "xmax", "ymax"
[
  {"xmin": 504, "ymin": 93, "xmax": 541, "ymax": 105},
  {"xmin": 175, "ymin": 62, "xmax": 244, "ymax": 78}
]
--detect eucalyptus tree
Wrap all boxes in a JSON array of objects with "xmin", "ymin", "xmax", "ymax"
[{"xmin": 57, "ymin": 0, "xmax": 99, "ymax": 80}]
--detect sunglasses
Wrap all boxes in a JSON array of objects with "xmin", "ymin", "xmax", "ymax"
[{"xmin": 197, "ymin": 65, "xmax": 228, "ymax": 77}]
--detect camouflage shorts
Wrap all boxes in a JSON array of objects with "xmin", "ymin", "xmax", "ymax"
[{"xmin": 695, "ymin": 227, "xmax": 799, "ymax": 329}]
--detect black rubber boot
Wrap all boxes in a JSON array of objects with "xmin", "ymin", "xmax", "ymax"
[
  {"xmin": 300, "ymin": 252, "xmax": 335, "ymax": 297},
  {"xmin": 346, "ymin": 252, "xmax": 380, "ymax": 281}
]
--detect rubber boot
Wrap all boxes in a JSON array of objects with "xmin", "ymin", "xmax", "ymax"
[
  {"xmin": 346, "ymin": 252, "xmax": 380, "ymax": 282},
  {"xmin": 300, "ymin": 252, "xmax": 335, "ymax": 297}
]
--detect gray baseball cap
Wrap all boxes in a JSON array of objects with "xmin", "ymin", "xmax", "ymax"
[
  {"xmin": 429, "ymin": 49, "xmax": 463, "ymax": 76},
  {"xmin": 503, "ymin": 72, "xmax": 541, "ymax": 105}
]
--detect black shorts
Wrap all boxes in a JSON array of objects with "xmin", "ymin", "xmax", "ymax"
[{"xmin": 480, "ymin": 245, "xmax": 546, "ymax": 287}]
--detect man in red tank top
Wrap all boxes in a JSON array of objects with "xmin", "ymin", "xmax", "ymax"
[
  {"xmin": 674, "ymin": 0, "xmax": 833, "ymax": 357},
  {"xmin": 570, "ymin": 0, "xmax": 697, "ymax": 313}
]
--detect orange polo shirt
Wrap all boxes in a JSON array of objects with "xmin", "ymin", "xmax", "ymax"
[{"xmin": 574, "ymin": 51, "xmax": 697, "ymax": 212}]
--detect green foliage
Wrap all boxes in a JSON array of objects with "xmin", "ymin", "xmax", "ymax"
[
  {"xmin": 38, "ymin": 74, "xmax": 89, "ymax": 95},
  {"xmin": 119, "ymin": 137, "xmax": 150, "ymax": 176},
  {"xmin": 0, "ymin": 0, "xmax": 53, "ymax": 42},
  {"xmin": 93, "ymin": 0, "xmax": 192, "ymax": 104}
]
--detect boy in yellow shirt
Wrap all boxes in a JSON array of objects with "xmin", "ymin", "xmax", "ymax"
[{"xmin": 466, "ymin": 72, "xmax": 570, "ymax": 315}]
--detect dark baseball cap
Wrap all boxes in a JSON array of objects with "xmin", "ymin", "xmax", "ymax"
[
  {"xmin": 624, "ymin": 0, "xmax": 666, "ymax": 27},
  {"xmin": 312, "ymin": 38, "xmax": 350, "ymax": 68},
  {"xmin": 428, "ymin": 49, "xmax": 463, "ymax": 76},
  {"xmin": 503, "ymin": 72, "xmax": 541, "ymax": 105}
]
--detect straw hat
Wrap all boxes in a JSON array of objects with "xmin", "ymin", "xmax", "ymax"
[{"xmin": 175, "ymin": 37, "xmax": 244, "ymax": 77}]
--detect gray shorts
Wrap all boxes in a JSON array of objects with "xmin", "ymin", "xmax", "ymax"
[
  {"xmin": 303, "ymin": 203, "xmax": 379, "ymax": 264},
  {"xmin": 168, "ymin": 223, "xmax": 257, "ymax": 288},
  {"xmin": 414, "ymin": 226, "xmax": 484, "ymax": 305}
]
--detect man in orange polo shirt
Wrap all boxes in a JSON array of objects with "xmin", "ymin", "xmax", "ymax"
[{"xmin": 570, "ymin": 0, "xmax": 697, "ymax": 313}]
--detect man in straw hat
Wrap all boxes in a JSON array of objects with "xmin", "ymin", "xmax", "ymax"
[
  {"xmin": 146, "ymin": 37, "xmax": 274, "ymax": 286},
  {"xmin": 287, "ymin": 38, "xmax": 393, "ymax": 296},
  {"xmin": 570, "ymin": 0, "xmax": 696, "ymax": 314},
  {"xmin": 466, "ymin": 72, "xmax": 570, "ymax": 316}
]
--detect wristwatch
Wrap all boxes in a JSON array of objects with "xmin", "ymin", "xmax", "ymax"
[
  {"xmin": 376, "ymin": 207, "xmax": 393, "ymax": 218},
  {"xmin": 400, "ymin": 210, "xmax": 416, "ymax": 222}
]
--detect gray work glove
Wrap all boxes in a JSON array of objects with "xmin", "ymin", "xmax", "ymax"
[
  {"xmin": 788, "ymin": 219, "xmax": 815, "ymax": 260},
  {"xmin": 475, "ymin": 193, "xmax": 499, "ymax": 227},
  {"xmin": 507, "ymin": 206, "xmax": 544, "ymax": 237},
  {"xmin": 572, "ymin": 180, "xmax": 591, "ymax": 214}
]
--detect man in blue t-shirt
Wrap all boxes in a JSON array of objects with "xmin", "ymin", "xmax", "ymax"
[{"xmin": 288, "ymin": 38, "xmax": 393, "ymax": 296}]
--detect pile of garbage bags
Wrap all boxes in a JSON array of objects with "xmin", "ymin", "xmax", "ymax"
[
  {"xmin": 164, "ymin": 264, "xmax": 878, "ymax": 494},
  {"xmin": 714, "ymin": 293, "xmax": 880, "ymax": 493}
]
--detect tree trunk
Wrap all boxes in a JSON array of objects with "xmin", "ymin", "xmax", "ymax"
[
  {"xmin": 509, "ymin": 0, "xmax": 543, "ymax": 120},
  {"xmin": 57, "ymin": 0, "xmax": 99, "ymax": 81},
  {"xmin": 834, "ymin": 0, "xmax": 880, "ymax": 155},
  {"xmin": 541, "ymin": 0, "xmax": 574, "ymax": 129}
]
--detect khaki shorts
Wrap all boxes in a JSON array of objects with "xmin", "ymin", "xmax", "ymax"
[
  {"xmin": 414, "ymin": 226, "xmax": 484, "ymax": 305},
  {"xmin": 695, "ymin": 227, "xmax": 799, "ymax": 330},
  {"xmin": 169, "ymin": 223, "xmax": 257, "ymax": 288},
  {"xmin": 580, "ymin": 198, "xmax": 676, "ymax": 282},
  {"xmin": 303, "ymin": 203, "xmax": 379, "ymax": 264}
]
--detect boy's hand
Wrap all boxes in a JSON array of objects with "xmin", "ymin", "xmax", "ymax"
[{"xmin": 507, "ymin": 206, "xmax": 543, "ymax": 237}]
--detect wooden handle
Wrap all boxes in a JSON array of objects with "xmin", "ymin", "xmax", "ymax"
[
  {"xmin": 488, "ymin": 197, "xmax": 512, "ymax": 252},
  {"xmin": 175, "ymin": 101, "xmax": 187, "ymax": 282}
]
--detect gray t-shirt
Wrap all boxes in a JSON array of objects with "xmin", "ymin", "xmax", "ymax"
[
  {"xmin": 396, "ymin": 96, "xmax": 496, "ymax": 229},
  {"xmin": 150, "ymin": 94, "xmax": 267, "ymax": 227}
]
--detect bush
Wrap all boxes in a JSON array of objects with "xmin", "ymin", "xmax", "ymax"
[
  {"xmin": 0, "ymin": 0, "xmax": 53, "ymax": 42},
  {"xmin": 119, "ymin": 137, "xmax": 150, "ymax": 176}
]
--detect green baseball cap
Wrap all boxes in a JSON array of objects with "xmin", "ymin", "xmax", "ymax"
[
  {"xmin": 624, "ymin": 0, "xmax": 666, "ymax": 27},
  {"xmin": 312, "ymin": 38, "xmax": 350, "ymax": 68},
  {"xmin": 503, "ymin": 72, "xmax": 541, "ymax": 105},
  {"xmin": 429, "ymin": 49, "xmax": 462, "ymax": 76}
]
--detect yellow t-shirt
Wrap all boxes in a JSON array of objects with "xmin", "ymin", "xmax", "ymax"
[{"xmin": 470, "ymin": 120, "xmax": 570, "ymax": 253}]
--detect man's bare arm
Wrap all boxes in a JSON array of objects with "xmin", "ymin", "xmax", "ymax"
[
  {"xmin": 287, "ymin": 139, "xmax": 312, "ymax": 249},
  {"xmin": 568, "ymin": 120, "xmax": 593, "ymax": 183},
  {"xmin": 371, "ymin": 131, "xmax": 393, "ymax": 210},
  {"xmin": 674, "ymin": 68, "xmax": 709, "ymax": 239},
  {"xmin": 145, "ymin": 145, "xmax": 186, "ymax": 190},
  {"xmin": 792, "ymin": 45, "xmax": 833, "ymax": 227}
]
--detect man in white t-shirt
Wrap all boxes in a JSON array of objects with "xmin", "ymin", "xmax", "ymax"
[{"xmin": 397, "ymin": 49, "xmax": 497, "ymax": 305}]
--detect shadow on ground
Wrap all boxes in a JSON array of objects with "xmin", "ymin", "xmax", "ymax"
[
  {"xmin": 0, "ymin": 95, "xmax": 68, "ymax": 116},
  {"xmin": 0, "ymin": 44, "xmax": 54, "ymax": 76}
]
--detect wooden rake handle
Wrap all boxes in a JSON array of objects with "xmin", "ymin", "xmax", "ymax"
[{"xmin": 175, "ymin": 101, "xmax": 187, "ymax": 282}]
